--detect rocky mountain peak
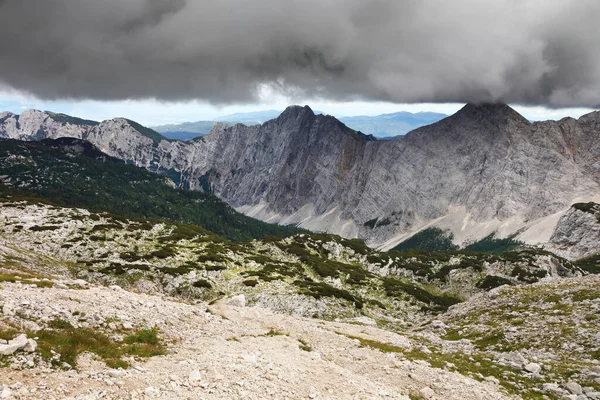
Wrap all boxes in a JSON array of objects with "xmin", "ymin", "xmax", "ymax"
[
  {"xmin": 454, "ymin": 102, "xmax": 530, "ymax": 126},
  {"xmin": 579, "ymin": 110, "xmax": 600, "ymax": 123},
  {"xmin": 277, "ymin": 105, "xmax": 316, "ymax": 122},
  {"xmin": 0, "ymin": 111, "xmax": 15, "ymax": 120}
]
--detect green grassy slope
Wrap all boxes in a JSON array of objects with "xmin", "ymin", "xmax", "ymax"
[{"xmin": 0, "ymin": 138, "xmax": 304, "ymax": 241}]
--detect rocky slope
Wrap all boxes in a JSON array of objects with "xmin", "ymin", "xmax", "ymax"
[
  {"xmin": 0, "ymin": 275, "xmax": 511, "ymax": 400},
  {"xmin": 1, "ymin": 199, "xmax": 599, "ymax": 399},
  {"xmin": 2, "ymin": 105, "xmax": 600, "ymax": 252},
  {"xmin": 548, "ymin": 203, "xmax": 600, "ymax": 259},
  {"xmin": 435, "ymin": 276, "xmax": 600, "ymax": 399}
]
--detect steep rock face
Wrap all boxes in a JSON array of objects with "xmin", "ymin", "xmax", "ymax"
[
  {"xmin": 0, "ymin": 110, "xmax": 91, "ymax": 140},
  {"xmin": 366, "ymin": 104, "xmax": 600, "ymax": 247},
  {"xmin": 548, "ymin": 203, "xmax": 600, "ymax": 259},
  {"xmin": 1, "ymin": 104, "xmax": 599, "ymax": 249},
  {"xmin": 83, "ymin": 118, "xmax": 159, "ymax": 166}
]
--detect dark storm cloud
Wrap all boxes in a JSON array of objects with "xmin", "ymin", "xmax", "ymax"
[{"xmin": 0, "ymin": 0, "xmax": 599, "ymax": 107}]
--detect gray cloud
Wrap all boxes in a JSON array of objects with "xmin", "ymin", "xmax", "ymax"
[{"xmin": 0, "ymin": 0, "xmax": 599, "ymax": 107}]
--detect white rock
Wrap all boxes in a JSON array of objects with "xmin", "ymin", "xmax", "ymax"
[
  {"xmin": 23, "ymin": 339, "xmax": 37, "ymax": 352},
  {"xmin": 71, "ymin": 279, "xmax": 88, "ymax": 287},
  {"xmin": 431, "ymin": 320, "xmax": 447, "ymax": 330},
  {"xmin": 565, "ymin": 381, "xmax": 583, "ymax": 395},
  {"xmin": 542, "ymin": 383, "xmax": 560, "ymax": 392},
  {"xmin": 242, "ymin": 353, "xmax": 259, "ymax": 364},
  {"xmin": 2, "ymin": 302, "xmax": 15, "ymax": 316},
  {"xmin": 484, "ymin": 376, "xmax": 499, "ymax": 384},
  {"xmin": 0, "ymin": 386, "xmax": 11, "ymax": 399},
  {"xmin": 419, "ymin": 386, "xmax": 435, "ymax": 399},
  {"xmin": 228, "ymin": 294, "xmax": 246, "ymax": 307},
  {"xmin": 188, "ymin": 369, "xmax": 201, "ymax": 382},
  {"xmin": 524, "ymin": 362, "xmax": 541, "ymax": 375},
  {"xmin": 0, "ymin": 334, "xmax": 29, "ymax": 356},
  {"xmin": 0, "ymin": 343, "xmax": 20, "ymax": 356},
  {"xmin": 498, "ymin": 351, "xmax": 527, "ymax": 368}
]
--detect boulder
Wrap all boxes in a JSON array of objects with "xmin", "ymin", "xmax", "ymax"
[
  {"xmin": 1, "ymin": 301, "xmax": 15, "ymax": 316},
  {"xmin": 564, "ymin": 381, "xmax": 583, "ymax": 395},
  {"xmin": 228, "ymin": 294, "xmax": 246, "ymax": 307},
  {"xmin": 419, "ymin": 387, "xmax": 435, "ymax": 399},
  {"xmin": 0, "ymin": 334, "xmax": 33, "ymax": 355},
  {"xmin": 524, "ymin": 363, "xmax": 542, "ymax": 375},
  {"xmin": 23, "ymin": 339, "xmax": 37, "ymax": 352},
  {"xmin": 498, "ymin": 351, "xmax": 527, "ymax": 368}
]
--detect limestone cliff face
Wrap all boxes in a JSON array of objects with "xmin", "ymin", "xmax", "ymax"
[
  {"xmin": 1, "ymin": 104, "xmax": 599, "ymax": 249},
  {"xmin": 548, "ymin": 203, "xmax": 600, "ymax": 259},
  {"xmin": 0, "ymin": 110, "xmax": 91, "ymax": 140}
]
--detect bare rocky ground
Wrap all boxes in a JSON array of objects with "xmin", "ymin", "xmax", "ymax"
[
  {"xmin": 1, "ymin": 202, "xmax": 599, "ymax": 399},
  {"xmin": 0, "ymin": 277, "xmax": 508, "ymax": 400}
]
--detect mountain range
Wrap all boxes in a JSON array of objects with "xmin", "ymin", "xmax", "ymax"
[
  {"xmin": 1, "ymin": 104, "xmax": 599, "ymax": 254},
  {"xmin": 151, "ymin": 109, "xmax": 447, "ymax": 140},
  {"xmin": 2, "ymin": 104, "xmax": 600, "ymax": 398}
]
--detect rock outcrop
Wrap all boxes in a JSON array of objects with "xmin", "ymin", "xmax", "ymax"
[
  {"xmin": 2, "ymin": 104, "xmax": 600, "ymax": 250},
  {"xmin": 548, "ymin": 203, "xmax": 600, "ymax": 259}
]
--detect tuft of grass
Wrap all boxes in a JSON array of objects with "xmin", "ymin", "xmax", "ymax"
[
  {"xmin": 337, "ymin": 332, "xmax": 404, "ymax": 353},
  {"xmin": 123, "ymin": 327, "xmax": 160, "ymax": 345},
  {"xmin": 572, "ymin": 289, "xmax": 600, "ymax": 302},
  {"xmin": 0, "ymin": 272, "xmax": 54, "ymax": 288},
  {"xmin": 260, "ymin": 329, "xmax": 287, "ymax": 337},
  {"xmin": 48, "ymin": 319, "xmax": 74, "ymax": 330},
  {"xmin": 34, "ymin": 325, "xmax": 166, "ymax": 369},
  {"xmin": 298, "ymin": 338, "xmax": 312, "ymax": 352},
  {"xmin": 0, "ymin": 327, "xmax": 20, "ymax": 341},
  {"xmin": 472, "ymin": 331, "xmax": 509, "ymax": 351}
]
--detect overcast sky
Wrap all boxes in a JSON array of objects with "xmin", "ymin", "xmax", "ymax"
[{"xmin": 0, "ymin": 0, "xmax": 599, "ymax": 125}]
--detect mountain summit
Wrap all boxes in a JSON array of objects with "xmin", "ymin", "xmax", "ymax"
[
  {"xmin": 456, "ymin": 103, "xmax": 529, "ymax": 120},
  {"xmin": 1, "ymin": 104, "xmax": 599, "ymax": 249}
]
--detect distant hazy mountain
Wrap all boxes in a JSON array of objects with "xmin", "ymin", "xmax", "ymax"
[
  {"xmin": 151, "ymin": 109, "xmax": 446, "ymax": 140},
  {"xmin": 338, "ymin": 111, "xmax": 447, "ymax": 137},
  {"xmin": 152, "ymin": 110, "xmax": 288, "ymax": 140},
  {"xmin": 217, "ymin": 109, "xmax": 283, "ymax": 124},
  {"xmin": 151, "ymin": 121, "xmax": 215, "ymax": 140}
]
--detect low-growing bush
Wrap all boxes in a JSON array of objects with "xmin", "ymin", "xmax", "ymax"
[
  {"xmin": 192, "ymin": 279, "xmax": 212, "ymax": 289},
  {"xmin": 477, "ymin": 275, "xmax": 513, "ymax": 290}
]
